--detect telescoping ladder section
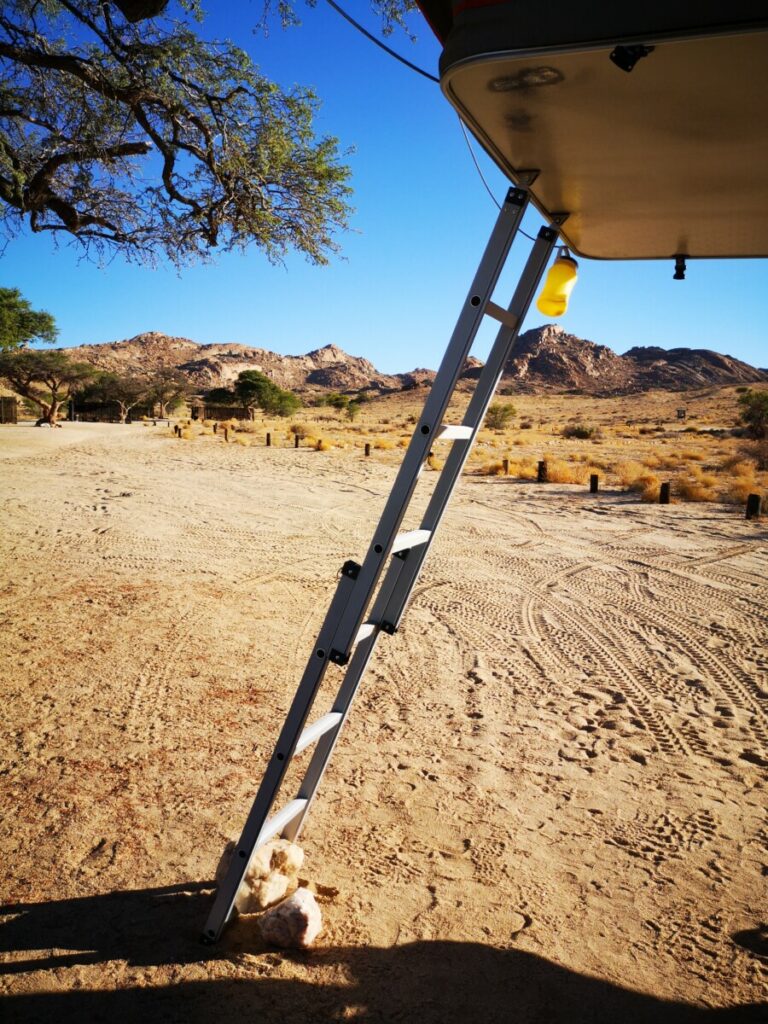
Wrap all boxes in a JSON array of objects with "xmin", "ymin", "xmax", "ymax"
[{"xmin": 202, "ymin": 187, "xmax": 559, "ymax": 942}]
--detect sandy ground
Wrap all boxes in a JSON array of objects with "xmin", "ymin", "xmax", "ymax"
[{"xmin": 0, "ymin": 421, "xmax": 766, "ymax": 1023}]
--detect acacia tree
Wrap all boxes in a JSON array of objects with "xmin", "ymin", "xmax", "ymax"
[
  {"xmin": 147, "ymin": 368, "xmax": 190, "ymax": 417},
  {"xmin": 0, "ymin": 1, "xmax": 353, "ymax": 266},
  {"xmin": 738, "ymin": 389, "xmax": 768, "ymax": 440},
  {"xmin": 0, "ymin": 287, "xmax": 57, "ymax": 352},
  {"xmin": 0, "ymin": 349, "xmax": 95, "ymax": 423},
  {"xmin": 234, "ymin": 368, "xmax": 299, "ymax": 418},
  {"xmin": 81, "ymin": 371, "xmax": 151, "ymax": 422}
]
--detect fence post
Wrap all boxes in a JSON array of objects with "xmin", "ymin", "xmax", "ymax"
[
  {"xmin": 746, "ymin": 493, "xmax": 762, "ymax": 520},
  {"xmin": 365, "ymin": 443, "xmax": 371, "ymax": 457},
  {"xmin": 537, "ymin": 460, "xmax": 547, "ymax": 482},
  {"xmin": 295, "ymin": 434, "xmax": 300, "ymax": 449},
  {"xmin": 502, "ymin": 458, "xmax": 510, "ymax": 476},
  {"xmin": 266, "ymin": 432, "xmax": 271, "ymax": 447},
  {"xmin": 659, "ymin": 482, "xmax": 670, "ymax": 504},
  {"xmin": 223, "ymin": 427, "xmax": 229, "ymax": 443},
  {"xmin": 590, "ymin": 473, "xmax": 599, "ymax": 494}
]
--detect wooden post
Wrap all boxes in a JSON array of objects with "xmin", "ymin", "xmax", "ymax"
[
  {"xmin": 295, "ymin": 434, "xmax": 300, "ymax": 448},
  {"xmin": 266, "ymin": 432, "xmax": 271, "ymax": 447},
  {"xmin": 590, "ymin": 473, "xmax": 599, "ymax": 494},
  {"xmin": 365, "ymin": 443, "xmax": 371, "ymax": 457},
  {"xmin": 502, "ymin": 458, "xmax": 510, "ymax": 476},
  {"xmin": 746, "ymin": 493, "xmax": 762, "ymax": 520},
  {"xmin": 659, "ymin": 481, "xmax": 670, "ymax": 504},
  {"xmin": 537, "ymin": 460, "xmax": 547, "ymax": 482},
  {"xmin": 213, "ymin": 422, "xmax": 218, "ymax": 434},
  {"xmin": 223, "ymin": 427, "xmax": 229, "ymax": 443}
]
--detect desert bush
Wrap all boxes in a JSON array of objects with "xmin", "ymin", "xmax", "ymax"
[
  {"xmin": 680, "ymin": 449, "xmax": 704, "ymax": 461},
  {"xmin": 315, "ymin": 439, "xmax": 331, "ymax": 452},
  {"xmin": 290, "ymin": 423, "xmax": 310, "ymax": 438},
  {"xmin": 561, "ymin": 423, "xmax": 599, "ymax": 440},
  {"xmin": 234, "ymin": 435, "xmax": 250, "ymax": 447},
  {"xmin": 426, "ymin": 454, "xmax": 444, "ymax": 472},
  {"xmin": 737, "ymin": 389, "xmax": 768, "ymax": 438},
  {"xmin": 485, "ymin": 402, "xmax": 516, "ymax": 431},
  {"xmin": 375, "ymin": 439, "xmax": 395, "ymax": 450},
  {"xmin": 519, "ymin": 420, "xmax": 533, "ymax": 430}
]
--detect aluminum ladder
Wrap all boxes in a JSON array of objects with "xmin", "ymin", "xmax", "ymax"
[{"xmin": 202, "ymin": 187, "xmax": 559, "ymax": 942}]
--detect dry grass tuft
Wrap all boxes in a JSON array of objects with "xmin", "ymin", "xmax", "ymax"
[
  {"xmin": 676, "ymin": 466, "xmax": 718, "ymax": 501},
  {"xmin": 315, "ymin": 439, "xmax": 331, "ymax": 452},
  {"xmin": 426, "ymin": 454, "xmax": 444, "ymax": 472}
]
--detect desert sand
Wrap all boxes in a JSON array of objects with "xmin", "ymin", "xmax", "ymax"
[{"xmin": 0, "ymin": 421, "xmax": 766, "ymax": 1022}]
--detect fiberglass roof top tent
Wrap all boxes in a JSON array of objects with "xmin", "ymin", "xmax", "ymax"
[
  {"xmin": 417, "ymin": 0, "xmax": 768, "ymax": 260},
  {"xmin": 202, "ymin": 5, "xmax": 768, "ymax": 942}
]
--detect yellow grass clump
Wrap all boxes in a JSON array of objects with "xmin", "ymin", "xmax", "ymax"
[
  {"xmin": 316, "ymin": 439, "xmax": 332, "ymax": 452},
  {"xmin": 233, "ymin": 435, "xmax": 250, "ymax": 447},
  {"xmin": 676, "ymin": 466, "xmax": 718, "ymax": 502},
  {"xmin": 615, "ymin": 460, "xmax": 662, "ymax": 501},
  {"xmin": 426, "ymin": 454, "xmax": 444, "ymax": 472},
  {"xmin": 375, "ymin": 439, "xmax": 395, "ymax": 450}
]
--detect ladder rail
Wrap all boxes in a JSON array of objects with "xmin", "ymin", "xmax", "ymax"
[
  {"xmin": 201, "ymin": 188, "xmax": 560, "ymax": 944},
  {"xmin": 326, "ymin": 188, "xmax": 530, "ymax": 664},
  {"xmin": 281, "ymin": 226, "xmax": 558, "ymax": 845},
  {"xmin": 380, "ymin": 225, "xmax": 559, "ymax": 634},
  {"xmin": 202, "ymin": 564, "xmax": 360, "ymax": 941}
]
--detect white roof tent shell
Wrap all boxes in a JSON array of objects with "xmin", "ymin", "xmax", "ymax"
[{"xmin": 416, "ymin": 1, "xmax": 768, "ymax": 260}]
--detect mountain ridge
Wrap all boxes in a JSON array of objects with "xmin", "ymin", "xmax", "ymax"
[{"xmin": 61, "ymin": 327, "xmax": 767, "ymax": 396}]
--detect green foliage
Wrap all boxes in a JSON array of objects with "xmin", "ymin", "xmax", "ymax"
[
  {"xmin": 0, "ymin": 349, "xmax": 96, "ymax": 422},
  {"xmin": 205, "ymin": 387, "xmax": 238, "ymax": 405},
  {"xmin": 346, "ymin": 400, "xmax": 361, "ymax": 421},
  {"xmin": 80, "ymin": 371, "xmax": 151, "ymax": 420},
  {"xmin": 0, "ymin": 288, "xmax": 57, "ymax": 352},
  {"xmin": 234, "ymin": 369, "xmax": 300, "ymax": 417},
  {"xmin": 146, "ymin": 369, "xmax": 191, "ymax": 416},
  {"xmin": 485, "ymin": 402, "xmax": 516, "ymax": 431},
  {"xmin": 0, "ymin": 1, "xmax": 352, "ymax": 266},
  {"xmin": 738, "ymin": 389, "xmax": 768, "ymax": 439}
]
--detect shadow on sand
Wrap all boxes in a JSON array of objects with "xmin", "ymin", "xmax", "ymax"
[{"xmin": 1, "ymin": 883, "xmax": 765, "ymax": 1023}]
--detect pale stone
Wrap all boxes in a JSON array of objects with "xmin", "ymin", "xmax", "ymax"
[
  {"xmin": 259, "ymin": 887, "xmax": 322, "ymax": 949},
  {"xmin": 236, "ymin": 870, "xmax": 289, "ymax": 913},
  {"xmin": 215, "ymin": 837, "xmax": 305, "ymax": 914}
]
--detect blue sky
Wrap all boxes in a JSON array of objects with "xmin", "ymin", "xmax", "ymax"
[{"xmin": 6, "ymin": 2, "xmax": 767, "ymax": 373}]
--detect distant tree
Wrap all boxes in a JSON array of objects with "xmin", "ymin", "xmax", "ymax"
[
  {"xmin": 147, "ymin": 369, "xmax": 191, "ymax": 418},
  {"xmin": 485, "ymin": 402, "xmax": 516, "ymax": 431},
  {"xmin": 0, "ymin": 288, "xmax": 57, "ymax": 352},
  {"xmin": 81, "ymin": 372, "xmax": 151, "ymax": 422},
  {"xmin": 0, "ymin": 349, "xmax": 95, "ymax": 424},
  {"xmin": 346, "ymin": 400, "xmax": 361, "ymax": 421},
  {"xmin": 0, "ymin": 1, "xmax": 352, "ymax": 266},
  {"xmin": 738, "ymin": 389, "xmax": 768, "ymax": 439},
  {"xmin": 234, "ymin": 370, "xmax": 278, "ymax": 419},
  {"xmin": 233, "ymin": 369, "xmax": 300, "ymax": 418}
]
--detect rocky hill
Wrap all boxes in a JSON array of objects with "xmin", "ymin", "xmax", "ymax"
[{"xmin": 62, "ymin": 328, "xmax": 766, "ymax": 397}]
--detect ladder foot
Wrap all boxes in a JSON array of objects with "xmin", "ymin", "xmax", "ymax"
[{"xmin": 200, "ymin": 930, "xmax": 218, "ymax": 946}]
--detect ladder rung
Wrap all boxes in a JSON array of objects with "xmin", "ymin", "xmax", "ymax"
[
  {"xmin": 295, "ymin": 712, "xmax": 343, "ymax": 755},
  {"xmin": 353, "ymin": 622, "xmax": 377, "ymax": 645},
  {"xmin": 391, "ymin": 529, "xmax": 432, "ymax": 555},
  {"xmin": 437, "ymin": 424, "xmax": 473, "ymax": 441},
  {"xmin": 257, "ymin": 798, "xmax": 307, "ymax": 845}
]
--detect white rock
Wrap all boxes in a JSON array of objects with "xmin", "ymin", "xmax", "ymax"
[
  {"xmin": 214, "ymin": 837, "xmax": 305, "ymax": 914},
  {"xmin": 259, "ymin": 888, "xmax": 322, "ymax": 949}
]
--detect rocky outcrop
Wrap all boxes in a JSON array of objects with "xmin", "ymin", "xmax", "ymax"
[{"xmin": 61, "ymin": 327, "xmax": 766, "ymax": 397}]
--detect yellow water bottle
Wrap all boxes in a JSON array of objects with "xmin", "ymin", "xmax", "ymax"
[{"xmin": 536, "ymin": 247, "xmax": 578, "ymax": 317}]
